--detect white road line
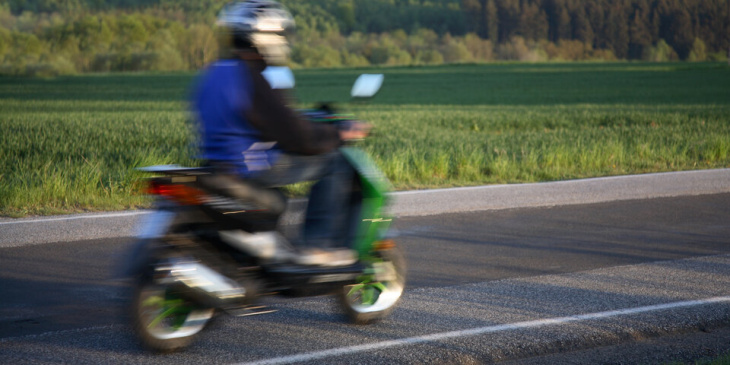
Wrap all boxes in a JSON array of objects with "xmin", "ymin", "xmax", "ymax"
[
  {"xmin": 0, "ymin": 211, "xmax": 148, "ymax": 225},
  {"xmin": 392, "ymin": 169, "xmax": 729, "ymax": 195},
  {"xmin": 234, "ymin": 296, "xmax": 730, "ymax": 365}
]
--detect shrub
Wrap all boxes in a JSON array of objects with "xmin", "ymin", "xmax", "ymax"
[
  {"xmin": 643, "ymin": 39, "xmax": 679, "ymax": 62},
  {"xmin": 497, "ymin": 36, "xmax": 541, "ymax": 61},
  {"xmin": 687, "ymin": 38, "xmax": 707, "ymax": 62},
  {"xmin": 341, "ymin": 51, "xmax": 370, "ymax": 67},
  {"xmin": 415, "ymin": 49, "xmax": 444, "ymax": 65},
  {"xmin": 441, "ymin": 37, "xmax": 473, "ymax": 63}
]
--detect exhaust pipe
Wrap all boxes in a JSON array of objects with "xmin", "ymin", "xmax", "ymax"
[{"xmin": 157, "ymin": 259, "xmax": 247, "ymax": 308}]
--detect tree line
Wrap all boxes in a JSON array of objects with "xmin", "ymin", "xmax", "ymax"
[{"xmin": 1, "ymin": 0, "xmax": 728, "ymax": 76}]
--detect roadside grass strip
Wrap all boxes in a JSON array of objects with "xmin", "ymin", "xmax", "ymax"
[{"xmin": 236, "ymin": 296, "xmax": 730, "ymax": 365}]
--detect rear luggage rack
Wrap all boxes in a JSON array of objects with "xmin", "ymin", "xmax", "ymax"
[{"xmin": 137, "ymin": 165, "xmax": 214, "ymax": 176}]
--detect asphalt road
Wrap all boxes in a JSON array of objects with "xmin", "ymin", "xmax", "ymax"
[{"xmin": 1, "ymin": 193, "xmax": 729, "ymax": 364}]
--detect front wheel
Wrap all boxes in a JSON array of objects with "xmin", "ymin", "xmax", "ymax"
[
  {"xmin": 338, "ymin": 244, "xmax": 406, "ymax": 324},
  {"xmin": 130, "ymin": 265, "xmax": 215, "ymax": 352}
]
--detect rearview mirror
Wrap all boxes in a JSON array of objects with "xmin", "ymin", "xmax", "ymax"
[
  {"xmin": 262, "ymin": 66, "xmax": 295, "ymax": 89},
  {"xmin": 351, "ymin": 74, "xmax": 384, "ymax": 99}
]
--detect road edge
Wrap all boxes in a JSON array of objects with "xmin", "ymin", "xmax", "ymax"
[{"xmin": 1, "ymin": 168, "xmax": 729, "ymax": 247}]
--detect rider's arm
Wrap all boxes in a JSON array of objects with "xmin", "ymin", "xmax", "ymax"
[{"xmin": 245, "ymin": 66, "xmax": 342, "ymax": 155}]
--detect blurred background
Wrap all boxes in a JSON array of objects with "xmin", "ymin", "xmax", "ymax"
[
  {"xmin": 1, "ymin": 0, "xmax": 729, "ymax": 217},
  {"xmin": 1, "ymin": 0, "xmax": 728, "ymax": 76}
]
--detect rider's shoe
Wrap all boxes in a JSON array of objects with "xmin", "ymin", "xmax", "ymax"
[{"xmin": 293, "ymin": 248, "xmax": 357, "ymax": 267}]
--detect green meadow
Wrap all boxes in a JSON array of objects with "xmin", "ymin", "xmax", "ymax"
[{"xmin": 1, "ymin": 62, "xmax": 729, "ymax": 217}]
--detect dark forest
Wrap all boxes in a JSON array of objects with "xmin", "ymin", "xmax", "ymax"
[{"xmin": 2, "ymin": 0, "xmax": 728, "ymax": 75}]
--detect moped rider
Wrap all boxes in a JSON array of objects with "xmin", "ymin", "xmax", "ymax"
[{"xmin": 191, "ymin": 0, "xmax": 367, "ymax": 266}]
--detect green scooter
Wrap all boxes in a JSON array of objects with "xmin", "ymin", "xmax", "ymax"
[{"xmin": 123, "ymin": 72, "xmax": 406, "ymax": 352}]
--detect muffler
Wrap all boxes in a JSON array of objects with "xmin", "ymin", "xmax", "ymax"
[{"xmin": 156, "ymin": 258, "xmax": 247, "ymax": 308}]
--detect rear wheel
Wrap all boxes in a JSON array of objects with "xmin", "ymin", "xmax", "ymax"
[
  {"xmin": 130, "ymin": 265, "xmax": 215, "ymax": 352},
  {"xmin": 338, "ymin": 245, "xmax": 406, "ymax": 324}
]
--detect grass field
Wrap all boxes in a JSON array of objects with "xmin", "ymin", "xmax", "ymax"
[{"xmin": 1, "ymin": 62, "xmax": 729, "ymax": 217}]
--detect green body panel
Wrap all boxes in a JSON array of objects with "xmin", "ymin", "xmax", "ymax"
[{"xmin": 340, "ymin": 146, "xmax": 393, "ymax": 257}]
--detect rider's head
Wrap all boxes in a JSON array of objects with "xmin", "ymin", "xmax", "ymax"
[{"xmin": 217, "ymin": 0, "xmax": 295, "ymax": 65}]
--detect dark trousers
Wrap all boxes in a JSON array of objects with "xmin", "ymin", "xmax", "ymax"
[{"xmin": 248, "ymin": 151, "xmax": 356, "ymax": 249}]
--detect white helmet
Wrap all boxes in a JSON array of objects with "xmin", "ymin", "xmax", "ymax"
[{"xmin": 217, "ymin": 0, "xmax": 295, "ymax": 65}]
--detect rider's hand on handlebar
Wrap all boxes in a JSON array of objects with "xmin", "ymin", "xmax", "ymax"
[{"xmin": 338, "ymin": 121, "xmax": 372, "ymax": 141}]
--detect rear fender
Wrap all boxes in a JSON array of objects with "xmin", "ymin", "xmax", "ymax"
[{"xmin": 137, "ymin": 209, "xmax": 177, "ymax": 240}]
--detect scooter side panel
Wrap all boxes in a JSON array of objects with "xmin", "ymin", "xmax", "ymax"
[{"xmin": 340, "ymin": 147, "xmax": 393, "ymax": 256}]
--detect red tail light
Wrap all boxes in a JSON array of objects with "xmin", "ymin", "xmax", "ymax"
[{"xmin": 147, "ymin": 181, "xmax": 205, "ymax": 205}]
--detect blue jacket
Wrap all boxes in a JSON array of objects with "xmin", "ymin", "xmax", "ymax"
[
  {"xmin": 193, "ymin": 60, "xmax": 278, "ymax": 175},
  {"xmin": 192, "ymin": 58, "xmax": 341, "ymax": 177}
]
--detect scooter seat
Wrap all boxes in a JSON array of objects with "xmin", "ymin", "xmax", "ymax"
[{"xmin": 197, "ymin": 173, "xmax": 288, "ymax": 216}]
